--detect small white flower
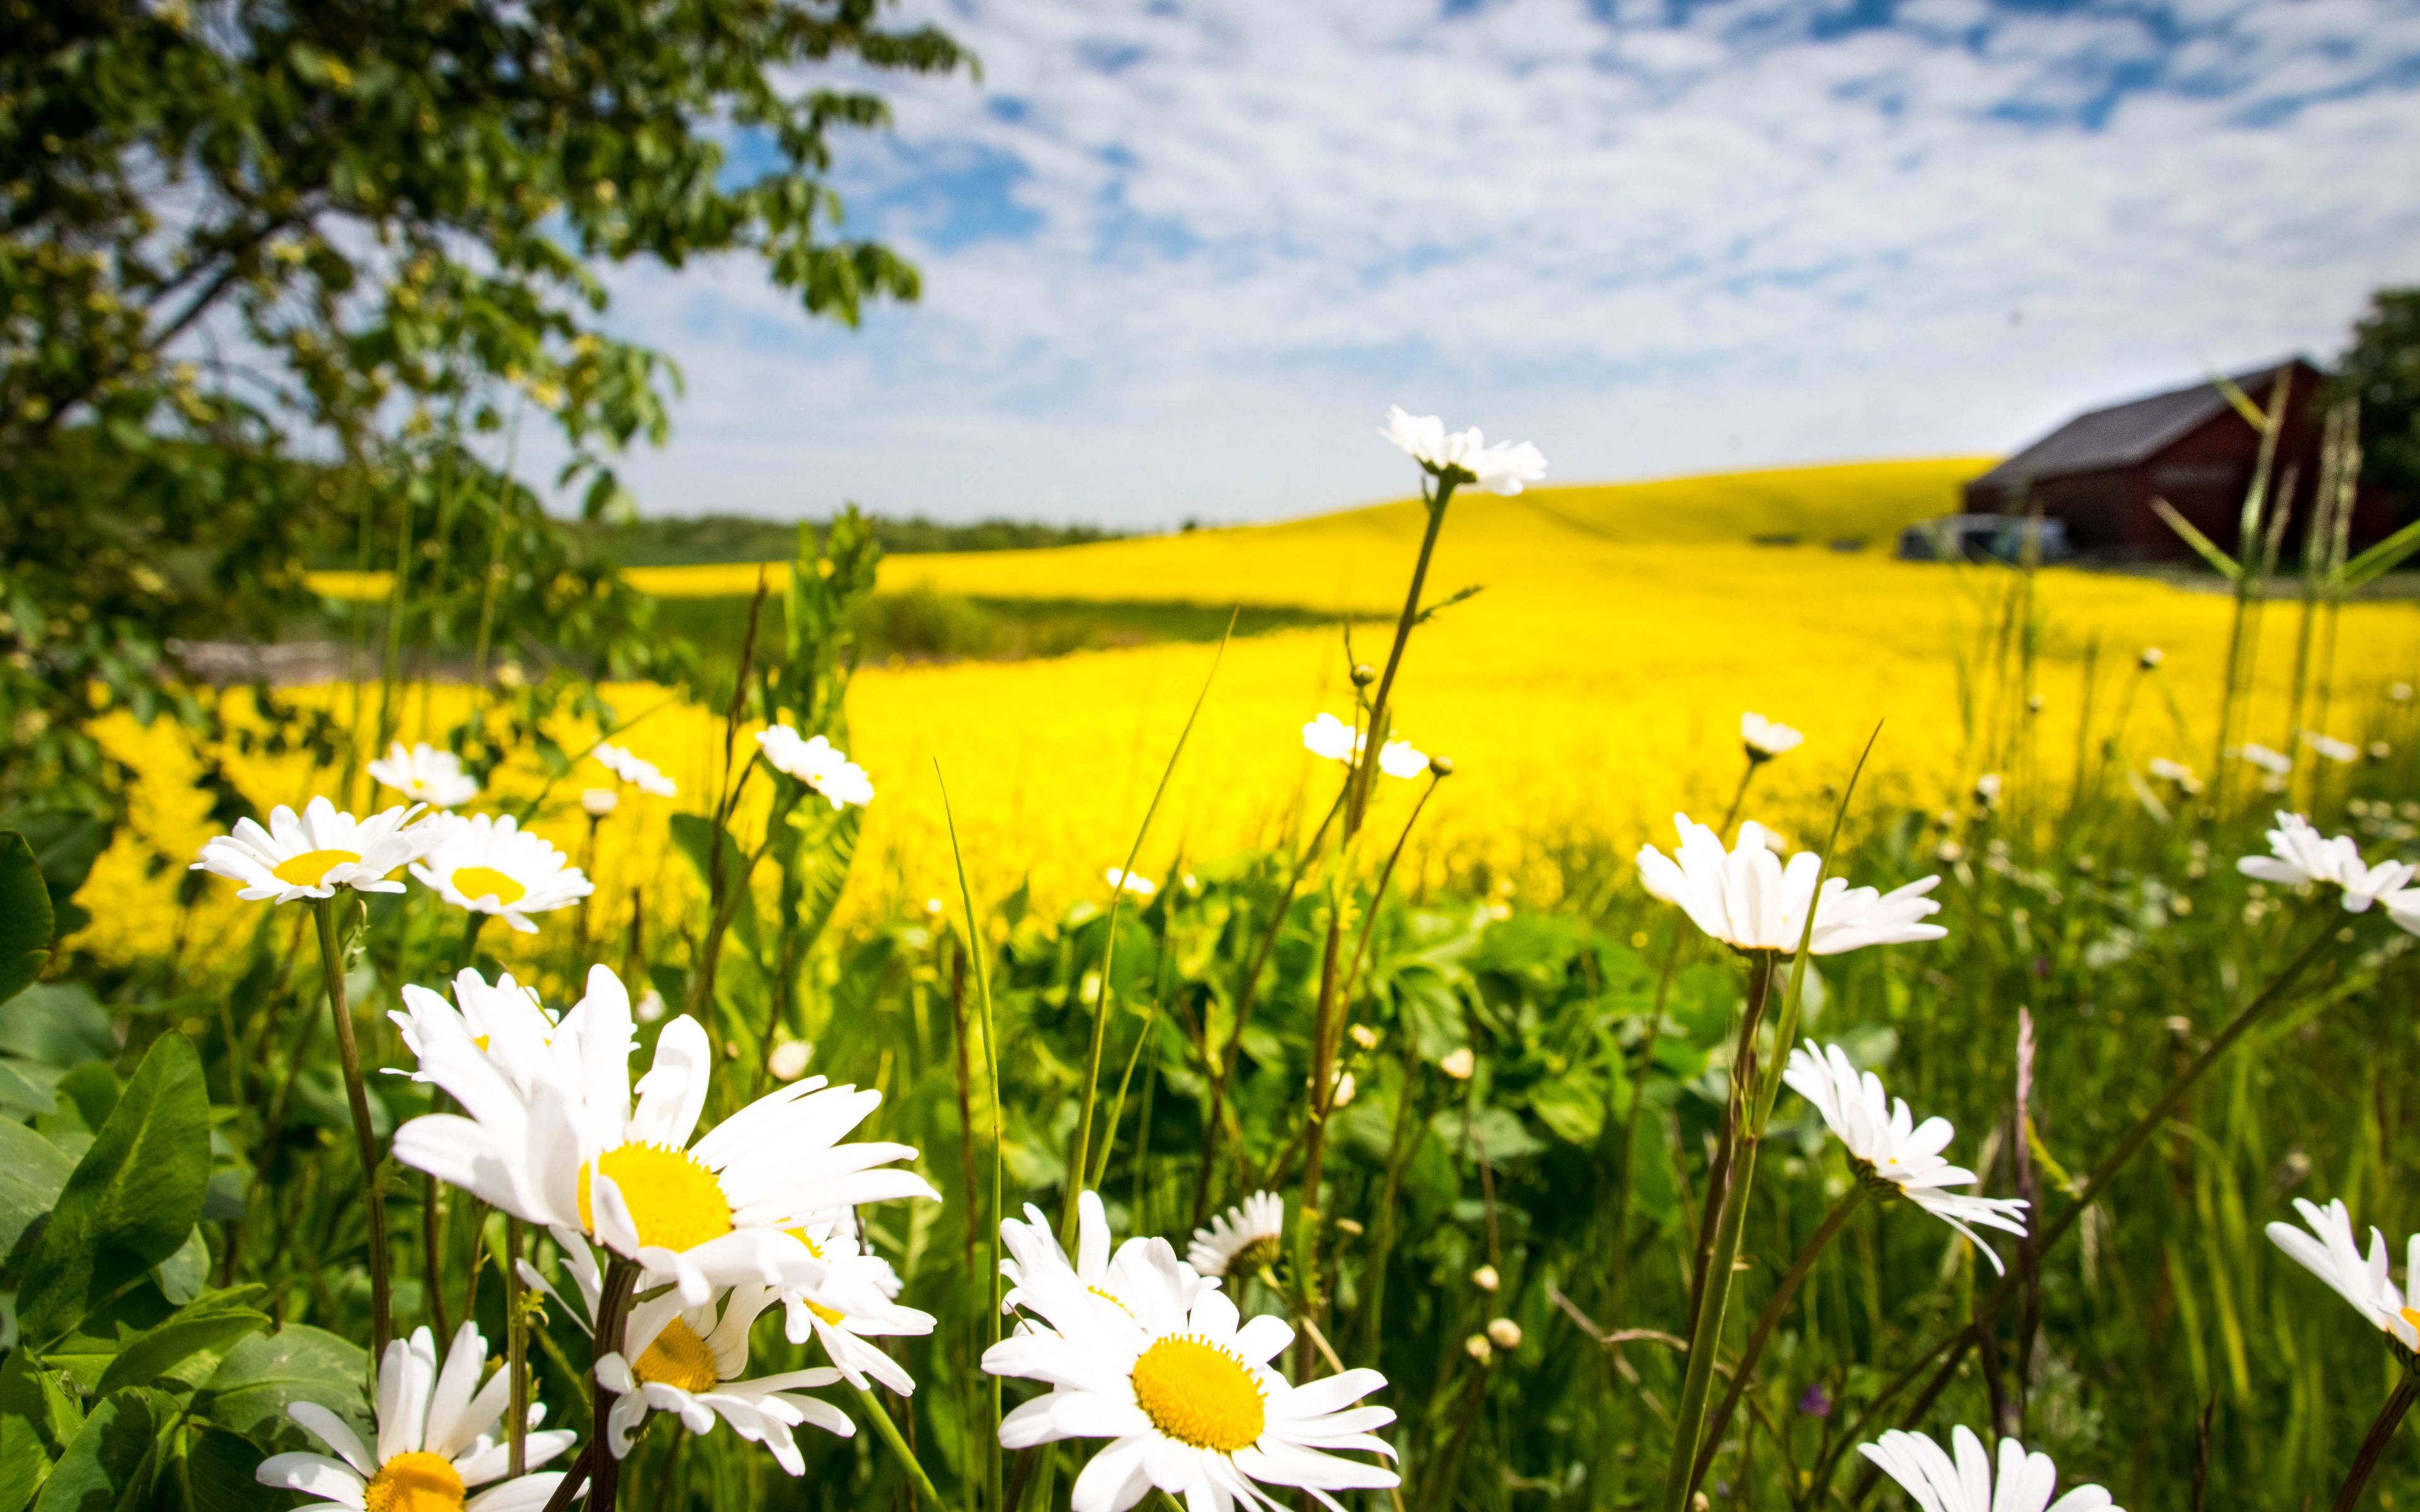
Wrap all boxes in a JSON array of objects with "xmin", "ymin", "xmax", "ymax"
[
  {"xmin": 1001, "ymin": 1192, "xmax": 1212, "ymax": 1319},
  {"xmin": 593, "ymin": 743, "xmax": 676, "ymax": 797},
  {"xmin": 1189, "ymin": 1192, "xmax": 1285, "ymax": 1279},
  {"xmin": 635, "ymin": 987, "xmax": 667, "ymax": 1023},
  {"xmin": 1859, "ymin": 1426, "xmax": 2118, "ymax": 1512},
  {"xmin": 1636, "ymin": 815, "xmax": 1946, "ymax": 956},
  {"xmin": 1378, "ymin": 406, "xmax": 1547, "ymax": 496},
  {"xmin": 984, "ymin": 1234, "xmax": 1399, "ymax": 1512},
  {"xmin": 367, "ymin": 742, "xmax": 481, "ymax": 809},
  {"xmin": 2233, "ymin": 743, "xmax": 2294, "ymax": 777},
  {"xmin": 410, "ymin": 813, "xmax": 594, "ymax": 934},
  {"xmin": 2138, "ymin": 647, "xmax": 2164, "ymax": 670},
  {"xmin": 1973, "ymin": 774, "xmax": 2003, "ymax": 810},
  {"xmin": 1438, "ymin": 1048, "xmax": 1476, "ymax": 1080},
  {"xmin": 256, "ymin": 1321, "xmax": 574, "ymax": 1512},
  {"xmin": 1376, "ymin": 739, "xmax": 1427, "ymax": 781},
  {"xmin": 597, "ymin": 1285, "xmax": 853, "ymax": 1474},
  {"xmin": 2237, "ymin": 811, "xmax": 2415, "ymax": 911},
  {"xmin": 2266, "ymin": 1196, "xmax": 2420, "ymax": 1356},
  {"xmin": 1301, "ymin": 713, "xmax": 1425, "ymax": 782},
  {"xmin": 1468, "ymin": 1264, "xmax": 1500, "ymax": 1293},
  {"xmin": 1784, "ymin": 1041, "xmax": 2028, "ymax": 1273},
  {"xmin": 580, "ymin": 788, "xmax": 619, "ymax": 818},
  {"xmin": 1106, "ymin": 868, "xmax": 1157, "ymax": 900},
  {"xmin": 778, "ymin": 1217, "xmax": 937, "ymax": 1397},
  {"xmin": 2300, "ymin": 730, "xmax": 2361, "ymax": 764},
  {"xmin": 756, "ymin": 724, "xmax": 874, "ymax": 810},
  {"xmin": 1740, "ymin": 712, "xmax": 1803, "ymax": 762},
  {"xmin": 193, "ymin": 796, "xmax": 428, "ymax": 903},
  {"xmin": 2146, "ymin": 757, "xmax": 2198, "ymax": 787},
  {"xmin": 768, "ymin": 1040, "xmax": 813, "ymax": 1082}
]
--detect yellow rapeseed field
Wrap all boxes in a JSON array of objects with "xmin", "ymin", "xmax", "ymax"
[{"xmin": 94, "ymin": 457, "xmax": 2420, "ymax": 971}]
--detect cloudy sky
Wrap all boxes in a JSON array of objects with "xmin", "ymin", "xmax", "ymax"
[{"xmin": 576, "ymin": 0, "xmax": 2420, "ymax": 529}]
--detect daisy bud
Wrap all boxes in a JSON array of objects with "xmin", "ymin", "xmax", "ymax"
[
  {"xmin": 580, "ymin": 787, "xmax": 618, "ymax": 818},
  {"xmin": 2139, "ymin": 646, "xmax": 2164, "ymax": 670},
  {"xmin": 1349, "ymin": 1024, "xmax": 1380, "ymax": 1051},
  {"xmin": 494, "ymin": 658, "xmax": 525, "ymax": 689},
  {"xmin": 1429, "ymin": 753, "xmax": 1455, "ymax": 778},
  {"xmin": 1464, "ymin": 1334, "xmax": 1493, "ymax": 1362},
  {"xmin": 1335, "ymin": 1217, "xmax": 1365, "ymax": 1237},
  {"xmin": 924, "ymin": 896, "xmax": 944, "ymax": 917},
  {"xmin": 768, "ymin": 1039, "xmax": 812, "ymax": 1082},
  {"xmin": 1439, "ymin": 1047, "xmax": 1475, "ymax": 1080},
  {"xmin": 1330, "ymin": 1071, "xmax": 1356, "ymax": 1108},
  {"xmin": 2371, "ymin": 742, "xmax": 2392, "ymax": 762},
  {"xmin": 636, "ymin": 986, "xmax": 667, "ymax": 1022},
  {"xmin": 1486, "ymin": 1318, "xmax": 1522, "ymax": 1351},
  {"xmin": 1351, "ymin": 662, "xmax": 1377, "ymax": 686},
  {"xmin": 1470, "ymin": 1263, "xmax": 1500, "ymax": 1292}
]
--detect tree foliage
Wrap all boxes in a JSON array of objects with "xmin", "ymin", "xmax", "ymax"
[{"xmin": 2337, "ymin": 286, "xmax": 2420, "ymax": 515}]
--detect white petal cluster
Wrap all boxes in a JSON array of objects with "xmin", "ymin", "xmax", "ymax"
[
  {"xmin": 1635, "ymin": 815, "xmax": 1946, "ymax": 956},
  {"xmin": 1000, "ymin": 1193, "xmax": 1201, "ymax": 1319},
  {"xmin": 1739, "ymin": 711, "xmax": 1802, "ymax": 761},
  {"xmin": 192, "ymin": 796, "xmax": 428, "ymax": 903},
  {"xmin": 1784, "ymin": 1041, "xmax": 2028, "ymax": 1273},
  {"xmin": 756, "ymin": 724, "xmax": 875, "ymax": 809},
  {"xmin": 2233, "ymin": 743, "xmax": 2294, "ymax": 777},
  {"xmin": 1301, "ymin": 713, "xmax": 1424, "ymax": 781},
  {"xmin": 367, "ymin": 741, "xmax": 481, "ymax": 808},
  {"xmin": 1378, "ymin": 406, "xmax": 1547, "ymax": 496},
  {"xmin": 986, "ymin": 1192, "xmax": 1398, "ymax": 1512},
  {"xmin": 2266, "ymin": 1197, "xmax": 2420, "ymax": 1356},
  {"xmin": 2302, "ymin": 730, "xmax": 2361, "ymax": 764},
  {"xmin": 594, "ymin": 1285, "xmax": 853, "ymax": 1474},
  {"xmin": 410, "ymin": 813, "xmax": 594, "ymax": 933},
  {"xmin": 1860, "ymin": 1426, "xmax": 2118, "ymax": 1512},
  {"xmin": 1106, "ymin": 868, "xmax": 1157, "ymax": 900},
  {"xmin": 391, "ymin": 968, "xmax": 555, "ymax": 1086},
  {"xmin": 2236, "ymin": 811, "xmax": 2416, "ymax": 912},
  {"xmin": 257, "ymin": 1322, "xmax": 574, "ymax": 1512},
  {"xmin": 1187, "ymin": 1191, "xmax": 1286, "ymax": 1279},
  {"xmin": 592, "ymin": 743, "xmax": 676, "ymax": 796},
  {"xmin": 778, "ymin": 1215, "xmax": 938, "ymax": 1397}
]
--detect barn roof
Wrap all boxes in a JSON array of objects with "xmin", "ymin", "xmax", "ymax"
[{"xmin": 1969, "ymin": 358, "xmax": 2319, "ymax": 493}]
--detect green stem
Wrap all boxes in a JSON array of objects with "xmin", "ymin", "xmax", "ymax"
[
  {"xmin": 311, "ymin": 894, "xmax": 392, "ymax": 1363},
  {"xmin": 507, "ymin": 1216, "xmax": 529, "ymax": 1476},
  {"xmin": 857, "ymin": 1385, "xmax": 945, "ymax": 1509},
  {"xmin": 1662, "ymin": 1131, "xmax": 1762, "ymax": 1512},
  {"xmin": 1348, "ymin": 476, "xmax": 1457, "ymax": 837},
  {"xmin": 2334, "ymin": 1374, "xmax": 2419, "ymax": 1512}
]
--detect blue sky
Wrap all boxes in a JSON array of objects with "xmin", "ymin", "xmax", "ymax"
[{"xmin": 565, "ymin": 0, "xmax": 2420, "ymax": 527}]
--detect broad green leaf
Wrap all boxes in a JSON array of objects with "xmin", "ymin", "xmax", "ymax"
[
  {"xmin": 30, "ymin": 1390, "xmax": 161, "ymax": 1512},
  {"xmin": 0, "ymin": 1119, "xmax": 74, "ymax": 1256},
  {"xmin": 1428, "ymin": 1105, "xmax": 1547, "ymax": 1166},
  {"xmin": 17, "ymin": 1034, "xmax": 210, "ymax": 1346},
  {"xmin": 96, "ymin": 1288, "xmax": 270, "ymax": 1398},
  {"xmin": 152, "ymin": 1227, "xmax": 210, "ymax": 1307},
  {"xmin": 0, "ymin": 1353, "xmax": 84, "ymax": 1512},
  {"xmin": 0, "ymin": 1061, "xmax": 58, "ymax": 1118},
  {"xmin": 51, "ymin": 1066, "xmax": 117, "ymax": 1135},
  {"xmin": 43, "ymin": 1287, "xmax": 178, "ymax": 1395},
  {"xmin": 175, "ymin": 1426, "xmax": 284, "ymax": 1512},
  {"xmin": 0, "ymin": 835, "xmax": 52, "ymax": 1007},
  {"xmin": 0, "ymin": 987, "xmax": 115, "ymax": 1070},
  {"xmin": 192, "ymin": 1327, "xmax": 369, "ymax": 1440},
  {"xmin": 6, "ymin": 817, "xmax": 110, "ymax": 944},
  {"xmin": 1528, "ymin": 1073, "xmax": 1607, "ymax": 1145}
]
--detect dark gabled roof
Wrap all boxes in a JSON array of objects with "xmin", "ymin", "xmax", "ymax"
[{"xmin": 1970, "ymin": 358, "xmax": 2319, "ymax": 492}]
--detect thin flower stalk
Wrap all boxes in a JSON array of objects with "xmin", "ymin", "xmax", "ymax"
[
  {"xmin": 311, "ymin": 893, "xmax": 394, "ymax": 1362},
  {"xmin": 2334, "ymin": 1375, "xmax": 2420, "ymax": 1512},
  {"xmin": 936, "ymin": 763, "xmax": 1005, "ymax": 1512}
]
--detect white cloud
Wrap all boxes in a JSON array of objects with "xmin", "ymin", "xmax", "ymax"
[{"xmin": 558, "ymin": 0, "xmax": 2420, "ymax": 527}]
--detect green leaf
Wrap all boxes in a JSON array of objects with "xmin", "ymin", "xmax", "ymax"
[
  {"xmin": 31, "ymin": 1390, "xmax": 161, "ymax": 1512},
  {"xmin": 95, "ymin": 1288, "xmax": 270, "ymax": 1398},
  {"xmin": 2148, "ymin": 496, "xmax": 2242, "ymax": 580},
  {"xmin": 192, "ymin": 1327, "xmax": 369, "ymax": 1441},
  {"xmin": 0, "ymin": 987, "xmax": 115, "ymax": 1070},
  {"xmin": 152, "ymin": 1227, "xmax": 210, "ymax": 1307},
  {"xmin": 2341, "ymin": 516, "xmax": 2420, "ymax": 590},
  {"xmin": 4, "ymin": 817, "xmax": 111, "ymax": 944},
  {"xmin": 17, "ymin": 1035, "xmax": 210, "ymax": 1346},
  {"xmin": 0, "ymin": 1352, "xmax": 84, "ymax": 1512},
  {"xmin": 0, "ymin": 1060, "xmax": 58, "ymax": 1118},
  {"xmin": 1428, "ymin": 1105, "xmax": 1547, "ymax": 1166},
  {"xmin": 175, "ymin": 1426, "xmax": 284, "ymax": 1512},
  {"xmin": 0, "ymin": 1118, "xmax": 75, "ymax": 1256},
  {"xmin": 1528, "ymin": 1073, "xmax": 1607, "ymax": 1145},
  {"xmin": 0, "ymin": 835, "xmax": 52, "ymax": 1007}
]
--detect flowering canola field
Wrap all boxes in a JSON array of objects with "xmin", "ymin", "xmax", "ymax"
[{"xmin": 86, "ymin": 457, "xmax": 2420, "ymax": 964}]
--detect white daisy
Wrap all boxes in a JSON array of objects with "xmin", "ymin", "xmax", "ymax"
[
  {"xmin": 1001, "ymin": 1192, "xmax": 1204, "ymax": 1318},
  {"xmin": 1377, "ymin": 406, "xmax": 1547, "ymax": 497},
  {"xmin": 393, "ymin": 965, "xmax": 938, "ymax": 1306},
  {"xmin": 1188, "ymin": 1192, "xmax": 1285, "ymax": 1280},
  {"xmin": 1375, "ymin": 739, "xmax": 1427, "ymax": 781},
  {"xmin": 2234, "ymin": 743, "xmax": 2295, "ymax": 777},
  {"xmin": 2266, "ymin": 1196, "xmax": 2420, "ymax": 1358},
  {"xmin": 192, "ymin": 796, "xmax": 428, "ymax": 904},
  {"xmin": 2302, "ymin": 730, "xmax": 2361, "ymax": 764},
  {"xmin": 592, "ymin": 743, "xmax": 676, "ymax": 797},
  {"xmin": 2237, "ymin": 811, "xmax": 2416, "ymax": 911},
  {"xmin": 256, "ymin": 1322, "xmax": 574, "ymax": 1512},
  {"xmin": 778, "ymin": 1215, "xmax": 937, "ymax": 1396},
  {"xmin": 1635, "ymin": 814, "xmax": 1947, "ymax": 956},
  {"xmin": 410, "ymin": 813, "xmax": 595, "ymax": 934},
  {"xmin": 1784, "ymin": 1041, "xmax": 2027, "ymax": 1273},
  {"xmin": 1106, "ymin": 868, "xmax": 1158, "ymax": 900},
  {"xmin": 756, "ymin": 724, "xmax": 875, "ymax": 810},
  {"xmin": 1740, "ymin": 712, "xmax": 1803, "ymax": 762},
  {"xmin": 391, "ymin": 968, "xmax": 558, "ymax": 1087},
  {"xmin": 1859, "ymin": 1426, "xmax": 2118, "ymax": 1512},
  {"xmin": 984, "ymin": 1237, "xmax": 1398, "ymax": 1512},
  {"xmin": 597, "ymin": 1284, "xmax": 854, "ymax": 1474},
  {"xmin": 367, "ymin": 742, "xmax": 481, "ymax": 809},
  {"xmin": 1301, "ymin": 713, "xmax": 1422, "ymax": 780}
]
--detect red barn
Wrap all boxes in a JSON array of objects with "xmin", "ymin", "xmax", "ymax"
[{"xmin": 1961, "ymin": 359, "xmax": 2394, "ymax": 563}]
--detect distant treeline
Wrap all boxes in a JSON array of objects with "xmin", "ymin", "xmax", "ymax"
[{"xmin": 568, "ymin": 512, "xmax": 1127, "ymax": 564}]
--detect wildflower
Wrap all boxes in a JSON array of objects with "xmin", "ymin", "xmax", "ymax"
[
  {"xmin": 393, "ymin": 965, "xmax": 938, "ymax": 1306},
  {"xmin": 1636, "ymin": 815, "xmax": 1945, "ymax": 956},
  {"xmin": 1796, "ymin": 1382, "xmax": 1833, "ymax": 1418},
  {"xmin": 768, "ymin": 1040, "xmax": 812, "ymax": 1082},
  {"xmin": 1378, "ymin": 406, "xmax": 1547, "ymax": 496},
  {"xmin": 635, "ymin": 986, "xmax": 667, "ymax": 1023},
  {"xmin": 581, "ymin": 788, "xmax": 619, "ymax": 818},
  {"xmin": 983, "ymin": 1238, "xmax": 1400, "ymax": 1511},
  {"xmin": 1000, "ymin": 1192, "xmax": 1209, "ymax": 1318},
  {"xmin": 1439, "ymin": 1048, "xmax": 1476, "ymax": 1080},
  {"xmin": 410, "ymin": 813, "xmax": 594, "ymax": 934},
  {"xmin": 1376, "ymin": 739, "xmax": 1427, "ymax": 781},
  {"xmin": 1783, "ymin": 1041, "xmax": 2028, "ymax": 1273},
  {"xmin": 1860, "ymin": 1426, "xmax": 2119, "ymax": 1512},
  {"xmin": 756, "ymin": 724, "xmax": 874, "ymax": 809},
  {"xmin": 594, "ymin": 742, "xmax": 676, "ymax": 796},
  {"xmin": 1189, "ymin": 1191, "xmax": 1285, "ymax": 1278},
  {"xmin": 597, "ymin": 1285, "xmax": 853, "ymax": 1473},
  {"xmin": 2234, "ymin": 743, "xmax": 2294, "ymax": 777},
  {"xmin": 2300, "ymin": 730, "xmax": 2360, "ymax": 764},
  {"xmin": 778, "ymin": 1217, "xmax": 937, "ymax": 1397},
  {"xmin": 2266, "ymin": 1196, "xmax": 2420, "ymax": 1360},
  {"xmin": 389, "ymin": 968, "xmax": 556, "ymax": 1086},
  {"xmin": 2237, "ymin": 811, "xmax": 2414, "ymax": 911},
  {"xmin": 257, "ymin": 1322, "xmax": 575, "ymax": 1511},
  {"xmin": 367, "ymin": 741, "xmax": 480, "ymax": 808},
  {"xmin": 1485, "ymin": 1319, "xmax": 1521, "ymax": 1351},
  {"xmin": 2146, "ymin": 757, "xmax": 2199, "ymax": 792},
  {"xmin": 2138, "ymin": 647, "xmax": 2164, "ymax": 670},
  {"xmin": 1303, "ymin": 713, "xmax": 1360, "ymax": 764},
  {"xmin": 192, "ymin": 796, "xmax": 427, "ymax": 904},
  {"xmin": 1469, "ymin": 1264, "xmax": 1500, "ymax": 1293},
  {"xmin": 1428, "ymin": 753, "xmax": 1455, "ymax": 779},
  {"xmin": 1740, "ymin": 712, "xmax": 1802, "ymax": 763},
  {"xmin": 1973, "ymin": 774, "xmax": 2003, "ymax": 810},
  {"xmin": 1106, "ymin": 868, "xmax": 1157, "ymax": 900}
]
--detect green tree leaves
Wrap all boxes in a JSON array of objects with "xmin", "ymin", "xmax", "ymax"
[{"xmin": 0, "ymin": 836, "xmax": 51, "ymax": 1007}]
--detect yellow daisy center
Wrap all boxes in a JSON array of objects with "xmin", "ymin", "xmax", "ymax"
[
  {"xmin": 362, "ymin": 1451, "xmax": 464, "ymax": 1512},
  {"xmin": 577, "ymin": 1143, "xmax": 733, "ymax": 1252},
  {"xmin": 633, "ymin": 1318, "xmax": 721, "ymax": 1394},
  {"xmin": 1131, "ymin": 1335, "xmax": 1266, "ymax": 1453},
  {"xmin": 808, "ymin": 1300, "xmax": 847, "ymax": 1326},
  {"xmin": 1089, "ymin": 1285, "xmax": 1138, "ymax": 1319},
  {"xmin": 451, "ymin": 865, "xmax": 526, "ymax": 905},
  {"xmin": 272, "ymin": 848, "xmax": 361, "ymax": 887}
]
